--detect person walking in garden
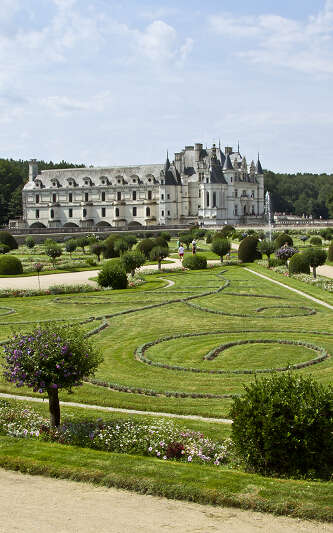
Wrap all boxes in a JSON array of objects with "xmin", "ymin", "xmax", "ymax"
[
  {"xmin": 178, "ymin": 244, "xmax": 184, "ymax": 261},
  {"xmin": 191, "ymin": 239, "xmax": 197, "ymax": 255}
]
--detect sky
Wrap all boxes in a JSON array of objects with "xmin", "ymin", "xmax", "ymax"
[{"xmin": 1, "ymin": 0, "xmax": 333, "ymax": 174}]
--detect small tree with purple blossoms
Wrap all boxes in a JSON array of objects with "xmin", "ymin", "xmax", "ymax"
[
  {"xmin": 34, "ymin": 262, "xmax": 44, "ymax": 290},
  {"xmin": 275, "ymin": 246, "xmax": 298, "ymax": 265},
  {"xmin": 2, "ymin": 324, "xmax": 103, "ymax": 427}
]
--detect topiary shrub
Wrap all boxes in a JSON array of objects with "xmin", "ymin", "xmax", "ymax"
[
  {"xmin": 98, "ymin": 260, "xmax": 128, "ymax": 289},
  {"xmin": 102, "ymin": 235, "xmax": 120, "ymax": 259},
  {"xmin": 274, "ymin": 233, "xmax": 293, "ymax": 249},
  {"xmin": 183, "ymin": 255, "xmax": 207, "ymax": 270},
  {"xmin": 268, "ymin": 257, "xmax": 286, "ymax": 267},
  {"xmin": 288, "ymin": 252, "xmax": 310, "ymax": 274},
  {"xmin": 219, "ymin": 224, "xmax": 235, "ymax": 237},
  {"xmin": 25, "ymin": 236, "xmax": 35, "ymax": 249},
  {"xmin": 275, "ymin": 246, "xmax": 298, "ymax": 264},
  {"xmin": 120, "ymin": 250, "xmax": 146, "ymax": 276},
  {"xmin": 230, "ymin": 373, "xmax": 333, "ymax": 478},
  {"xmin": 0, "ymin": 231, "xmax": 18, "ymax": 250},
  {"xmin": 238, "ymin": 236, "xmax": 259, "ymax": 263},
  {"xmin": 137, "ymin": 238, "xmax": 155, "ymax": 258},
  {"xmin": 0, "ymin": 255, "xmax": 23, "ymax": 275},
  {"xmin": 302, "ymin": 247, "xmax": 327, "ymax": 278},
  {"xmin": 328, "ymin": 242, "xmax": 333, "ymax": 262},
  {"xmin": 309, "ymin": 236, "xmax": 322, "ymax": 246},
  {"xmin": 211, "ymin": 238, "xmax": 231, "ymax": 262}
]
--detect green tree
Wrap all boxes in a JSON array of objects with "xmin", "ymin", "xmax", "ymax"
[
  {"xmin": 120, "ymin": 251, "xmax": 146, "ymax": 276},
  {"xmin": 76, "ymin": 236, "xmax": 90, "ymax": 254},
  {"xmin": 25, "ymin": 236, "xmax": 35, "ymax": 249},
  {"xmin": 113, "ymin": 238, "xmax": 129, "ymax": 255},
  {"xmin": 150, "ymin": 246, "xmax": 169, "ymax": 270},
  {"xmin": 65, "ymin": 239, "xmax": 77, "ymax": 258},
  {"xmin": 257, "ymin": 240, "xmax": 275, "ymax": 259},
  {"xmin": 90, "ymin": 242, "xmax": 106, "ymax": 262},
  {"xmin": 211, "ymin": 238, "xmax": 231, "ymax": 263},
  {"xmin": 302, "ymin": 247, "xmax": 327, "ymax": 278},
  {"xmin": 45, "ymin": 242, "xmax": 62, "ymax": 268}
]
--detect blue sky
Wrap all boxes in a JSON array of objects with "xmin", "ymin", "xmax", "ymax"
[{"xmin": 1, "ymin": 0, "xmax": 333, "ymax": 173}]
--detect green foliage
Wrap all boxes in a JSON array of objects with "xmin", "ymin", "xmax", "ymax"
[
  {"xmin": 114, "ymin": 238, "xmax": 130, "ymax": 255},
  {"xmin": 45, "ymin": 242, "xmax": 62, "ymax": 267},
  {"xmin": 137, "ymin": 238, "xmax": 155, "ymax": 258},
  {"xmin": 90, "ymin": 242, "xmax": 105, "ymax": 261},
  {"xmin": 0, "ymin": 244, "xmax": 10, "ymax": 254},
  {"xmin": 122, "ymin": 234, "xmax": 137, "ymax": 249},
  {"xmin": 182, "ymin": 255, "xmax": 207, "ymax": 270},
  {"xmin": 0, "ymin": 231, "xmax": 18, "ymax": 250},
  {"xmin": 150, "ymin": 246, "xmax": 169, "ymax": 270},
  {"xmin": 0, "ymin": 254, "xmax": 23, "ymax": 275},
  {"xmin": 153, "ymin": 236, "xmax": 169, "ymax": 248},
  {"xmin": 309, "ymin": 236, "xmax": 322, "ymax": 246},
  {"xmin": 257, "ymin": 240, "xmax": 275, "ymax": 259},
  {"xmin": 120, "ymin": 251, "xmax": 146, "ymax": 275},
  {"xmin": 158, "ymin": 231, "xmax": 171, "ymax": 242},
  {"xmin": 205, "ymin": 231, "xmax": 213, "ymax": 244},
  {"xmin": 98, "ymin": 260, "xmax": 128, "ymax": 289},
  {"xmin": 179, "ymin": 233, "xmax": 193, "ymax": 250},
  {"xmin": 288, "ymin": 253, "xmax": 311, "ymax": 275},
  {"xmin": 328, "ymin": 242, "xmax": 333, "ymax": 262},
  {"xmin": 238, "ymin": 236, "xmax": 260, "ymax": 263},
  {"xmin": 302, "ymin": 247, "xmax": 327, "ymax": 278},
  {"xmin": 102, "ymin": 234, "xmax": 120, "ymax": 259},
  {"xmin": 65, "ymin": 239, "xmax": 77, "ymax": 256},
  {"xmin": 210, "ymin": 238, "xmax": 231, "ymax": 262},
  {"xmin": 76, "ymin": 236, "xmax": 90, "ymax": 253},
  {"xmin": 230, "ymin": 373, "xmax": 333, "ymax": 478},
  {"xmin": 219, "ymin": 225, "xmax": 235, "ymax": 237},
  {"xmin": 25, "ymin": 236, "xmax": 35, "ymax": 249},
  {"xmin": 274, "ymin": 233, "xmax": 293, "ymax": 249},
  {"xmin": 319, "ymin": 228, "xmax": 333, "ymax": 241},
  {"xmin": 268, "ymin": 257, "xmax": 286, "ymax": 267}
]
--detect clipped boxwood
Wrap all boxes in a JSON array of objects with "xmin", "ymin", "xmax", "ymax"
[
  {"xmin": 0, "ymin": 255, "xmax": 23, "ymax": 275},
  {"xmin": 289, "ymin": 252, "xmax": 310, "ymax": 274},
  {"xmin": 238, "ymin": 236, "xmax": 260, "ymax": 263},
  {"xmin": 97, "ymin": 260, "xmax": 128, "ymax": 289},
  {"xmin": 274, "ymin": 233, "xmax": 293, "ymax": 249},
  {"xmin": 310, "ymin": 236, "xmax": 322, "ymax": 246},
  {"xmin": 183, "ymin": 255, "xmax": 207, "ymax": 270},
  {"xmin": 0, "ymin": 231, "xmax": 18, "ymax": 250},
  {"xmin": 230, "ymin": 373, "xmax": 333, "ymax": 478}
]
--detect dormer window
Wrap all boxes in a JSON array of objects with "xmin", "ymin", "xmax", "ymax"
[
  {"xmin": 84, "ymin": 180, "xmax": 89, "ymax": 186},
  {"xmin": 148, "ymin": 178, "xmax": 151, "ymax": 182}
]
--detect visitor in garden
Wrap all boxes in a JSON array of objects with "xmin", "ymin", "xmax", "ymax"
[
  {"xmin": 178, "ymin": 244, "xmax": 184, "ymax": 261},
  {"xmin": 192, "ymin": 239, "xmax": 197, "ymax": 255},
  {"xmin": 176, "ymin": 238, "xmax": 180, "ymax": 248}
]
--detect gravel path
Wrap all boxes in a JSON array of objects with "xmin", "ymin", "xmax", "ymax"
[{"xmin": 1, "ymin": 469, "xmax": 331, "ymax": 533}]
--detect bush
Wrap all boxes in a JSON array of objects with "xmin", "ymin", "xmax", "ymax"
[
  {"xmin": 122, "ymin": 234, "xmax": 137, "ymax": 249},
  {"xmin": 0, "ymin": 244, "xmax": 10, "ymax": 255},
  {"xmin": 120, "ymin": 251, "xmax": 146, "ymax": 276},
  {"xmin": 137, "ymin": 238, "xmax": 155, "ymax": 258},
  {"xmin": 302, "ymin": 247, "xmax": 327, "ymax": 278},
  {"xmin": 274, "ymin": 233, "xmax": 293, "ymax": 249},
  {"xmin": 230, "ymin": 374, "xmax": 333, "ymax": 478},
  {"xmin": 328, "ymin": 242, "xmax": 333, "ymax": 262},
  {"xmin": 98, "ymin": 260, "xmax": 128, "ymax": 289},
  {"xmin": 153, "ymin": 236, "xmax": 169, "ymax": 248},
  {"xmin": 257, "ymin": 240, "xmax": 275, "ymax": 259},
  {"xmin": 90, "ymin": 242, "xmax": 105, "ymax": 261},
  {"xmin": 309, "ymin": 236, "xmax": 322, "ymax": 246},
  {"xmin": 76, "ymin": 236, "xmax": 90, "ymax": 253},
  {"xmin": 183, "ymin": 255, "xmax": 207, "ymax": 270},
  {"xmin": 179, "ymin": 233, "xmax": 193, "ymax": 250},
  {"xmin": 319, "ymin": 228, "xmax": 333, "ymax": 240},
  {"xmin": 0, "ymin": 255, "xmax": 23, "ymax": 275},
  {"xmin": 65, "ymin": 240, "xmax": 77, "ymax": 256},
  {"xmin": 158, "ymin": 231, "xmax": 171, "ymax": 242},
  {"xmin": 268, "ymin": 257, "xmax": 285, "ymax": 267},
  {"xmin": 150, "ymin": 246, "xmax": 169, "ymax": 270},
  {"xmin": 238, "ymin": 236, "xmax": 260, "ymax": 263},
  {"xmin": 288, "ymin": 252, "xmax": 310, "ymax": 274},
  {"xmin": 25, "ymin": 236, "xmax": 35, "ymax": 249},
  {"xmin": 0, "ymin": 231, "xmax": 18, "ymax": 250},
  {"xmin": 102, "ymin": 234, "xmax": 120, "ymax": 259},
  {"xmin": 205, "ymin": 232, "xmax": 213, "ymax": 244},
  {"xmin": 219, "ymin": 224, "xmax": 235, "ymax": 237},
  {"xmin": 45, "ymin": 242, "xmax": 62, "ymax": 268},
  {"xmin": 275, "ymin": 246, "xmax": 298, "ymax": 263},
  {"xmin": 211, "ymin": 238, "xmax": 231, "ymax": 262},
  {"xmin": 113, "ymin": 238, "xmax": 129, "ymax": 255}
]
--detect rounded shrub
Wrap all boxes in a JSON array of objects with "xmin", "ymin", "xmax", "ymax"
[
  {"xmin": 219, "ymin": 224, "xmax": 235, "ymax": 237},
  {"xmin": 102, "ymin": 235, "xmax": 120, "ymax": 259},
  {"xmin": 230, "ymin": 373, "xmax": 333, "ymax": 478},
  {"xmin": 183, "ymin": 254, "xmax": 207, "ymax": 270},
  {"xmin": 25, "ymin": 236, "xmax": 35, "ymax": 249},
  {"xmin": 309, "ymin": 236, "xmax": 322, "ymax": 246},
  {"xmin": 97, "ymin": 260, "xmax": 128, "ymax": 289},
  {"xmin": 137, "ymin": 238, "xmax": 155, "ymax": 258},
  {"xmin": 0, "ymin": 244, "xmax": 10, "ymax": 255},
  {"xmin": 0, "ymin": 255, "xmax": 23, "ymax": 275},
  {"xmin": 0, "ymin": 231, "xmax": 18, "ymax": 250},
  {"xmin": 274, "ymin": 233, "xmax": 293, "ymax": 249},
  {"xmin": 288, "ymin": 252, "xmax": 310, "ymax": 274},
  {"xmin": 238, "ymin": 236, "xmax": 260, "ymax": 263}
]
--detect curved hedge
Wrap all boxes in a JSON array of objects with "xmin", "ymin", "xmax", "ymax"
[
  {"xmin": 0, "ymin": 255, "xmax": 23, "ymax": 275},
  {"xmin": 274, "ymin": 233, "xmax": 293, "ymax": 249},
  {"xmin": 289, "ymin": 253, "xmax": 310, "ymax": 275},
  {"xmin": 238, "ymin": 236, "xmax": 260, "ymax": 263},
  {"xmin": 0, "ymin": 231, "xmax": 18, "ymax": 250},
  {"xmin": 183, "ymin": 255, "xmax": 207, "ymax": 270}
]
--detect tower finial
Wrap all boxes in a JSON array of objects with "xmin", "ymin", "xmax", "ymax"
[{"xmin": 237, "ymin": 140, "xmax": 240, "ymax": 153}]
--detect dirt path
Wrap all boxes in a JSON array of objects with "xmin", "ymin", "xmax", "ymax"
[{"xmin": 0, "ymin": 469, "xmax": 331, "ymax": 533}]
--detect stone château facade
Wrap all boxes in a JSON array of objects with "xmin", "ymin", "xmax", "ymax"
[{"xmin": 22, "ymin": 143, "xmax": 264, "ymax": 229}]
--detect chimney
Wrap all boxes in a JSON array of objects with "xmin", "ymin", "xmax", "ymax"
[
  {"xmin": 194, "ymin": 143, "xmax": 203, "ymax": 162},
  {"xmin": 29, "ymin": 159, "xmax": 38, "ymax": 182}
]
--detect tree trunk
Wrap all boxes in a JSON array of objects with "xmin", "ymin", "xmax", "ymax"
[
  {"xmin": 131, "ymin": 269, "xmax": 135, "ymax": 276},
  {"xmin": 158, "ymin": 260, "xmax": 161, "ymax": 270},
  {"xmin": 47, "ymin": 387, "xmax": 60, "ymax": 427},
  {"xmin": 313, "ymin": 266, "xmax": 317, "ymax": 279},
  {"xmin": 220, "ymin": 256, "xmax": 223, "ymax": 263}
]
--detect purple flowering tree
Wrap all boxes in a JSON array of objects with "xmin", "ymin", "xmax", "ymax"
[
  {"xmin": 276, "ymin": 246, "xmax": 299, "ymax": 264},
  {"xmin": 2, "ymin": 324, "xmax": 103, "ymax": 427}
]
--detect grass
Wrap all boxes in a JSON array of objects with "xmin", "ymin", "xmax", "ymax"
[{"xmin": 0, "ymin": 437, "xmax": 332, "ymax": 522}]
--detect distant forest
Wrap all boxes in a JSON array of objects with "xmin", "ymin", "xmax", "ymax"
[{"xmin": 0, "ymin": 158, "xmax": 333, "ymax": 225}]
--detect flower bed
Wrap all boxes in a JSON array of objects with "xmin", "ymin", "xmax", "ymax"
[
  {"xmin": 257, "ymin": 260, "xmax": 333, "ymax": 292},
  {"xmin": 0, "ymin": 284, "xmax": 103, "ymax": 299}
]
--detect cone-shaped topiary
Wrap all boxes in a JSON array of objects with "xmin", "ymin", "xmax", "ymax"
[
  {"xmin": 288, "ymin": 252, "xmax": 310, "ymax": 274},
  {"xmin": 0, "ymin": 255, "xmax": 23, "ymax": 275},
  {"xmin": 238, "ymin": 236, "xmax": 260, "ymax": 263}
]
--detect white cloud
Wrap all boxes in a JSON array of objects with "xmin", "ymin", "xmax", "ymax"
[
  {"xmin": 41, "ymin": 91, "xmax": 113, "ymax": 116},
  {"xmin": 209, "ymin": 0, "xmax": 333, "ymax": 75}
]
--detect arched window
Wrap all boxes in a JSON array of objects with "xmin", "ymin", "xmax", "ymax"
[
  {"xmin": 234, "ymin": 204, "xmax": 238, "ymax": 216},
  {"xmin": 36, "ymin": 194, "xmax": 40, "ymax": 204},
  {"xmin": 132, "ymin": 191, "xmax": 136, "ymax": 201},
  {"xmin": 115, "ymin": 208, "xmax": 119, "ymax": 217},
  {"xmin": 102, "ymin": 192, "xmax": 106, "ymax": 202},
  {"xmin": 35, "ymin": 209, "xmax": 39, "ymax": 219},
  {"xmin": 148, "ymin": 190, "xmax": 152, "ymax": 200},
  {"xmin": 206, "ymin": 192, "xmax": 209, "ymax": 207},
  {"xmin": 212, "ymin": 192, "xmax": 217, "ymax": 208},
  {"xmin": 117, "ymin": 191, "xmax": 121, "ymax": 201},
  {"xmin": 50, "ymin": 209, "xmax": 54, "ymax": 219},
  {"xmin": 52, "ymin": 193, "xmax": 56, "ymax": 203},
  {"xmin": 83, "ymin": 208, "xmax": 87, "ymax": 218},
  {"xmin": 133, "ymin": 207, "xmax": 137, "ymax": 216},
  {"xmin": 146, "ymin": 207, "xmax": 150, "ymax": 217}
]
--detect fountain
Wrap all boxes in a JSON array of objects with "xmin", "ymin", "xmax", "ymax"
[{"xmin": 264, "ymin": 191, "xmax": 273, "ymax": 241}]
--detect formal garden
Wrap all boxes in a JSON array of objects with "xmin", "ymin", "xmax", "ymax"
[{"xmin": 0, "ymin": 227, "xmax": 333, "ymax": 521}]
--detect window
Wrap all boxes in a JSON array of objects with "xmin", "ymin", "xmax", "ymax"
[
  {"xmin": 167, "ymin": 210, "xmax": 170, "ymax": 216},
  {"xmin": 212, "ymin": 192, "xmax": 217, "ymax": 208},
  {"xmin": 148, "ymin": 178, "xmax": 151, "ymax": 182},
  {"xmin": 251, "ymin": 206, "xmax": 255, "ymax": 215},
  {"xmin": 235, "ymin": 189, "xmax": 238, "ymax": 198},
  {"xmin": 117, "ymin": 179, "xmax": 121, "ymax": 184},
  {"xmin": 146, "ymin": 207, "xmax": 150, "ymax": 217},
  {"xmin": 161, "ymin": 179, "xmax": 164, "ymax": 185},
  {"xmin": 161, "ymin": 210, "xmax": 164, "ymax": 216},
  {"xmin": 230, "ymin": 177, "xmax": 233, "ymax": 183},
  {"xmin": 117, "ymin": 191, "xmax": 121, "ymax": 201},
  {"xmin": 206, "ymin": 192, "xmax": 209, "ymax": 207},
  {"xmin": 132, "ymin": 191, "xmax": 136, "ymax": 201},
  {"xmin": 115, "ymin": 208, "xmax": 119, "ymax": 217},
  {"xmin": 35, "ymin": 209, "xmax": 39, "ymax": 219},
  {"xmin": 251, "ymin": 190, "xmax": 255, "ymax": 199},
  {"xmin": 69, "ymin": 193, "xmax": 73, "ymax": 203},
  {"xmin": 50, "ymin": 209, "xmax": 54, "ymax": 219},
  {"xmin": 52, "ymin": 193, "xmax": 56, "ymax": 203},
  {"xmin": 69, "ymin": 208, "xmax": 73, "ymax": 218},
  {"xmin": 133, "ymin": 207, "xmax": 137, "ymax": 216},
  {"xmin": 102, "ymin": 192, "xmax": 106, "ymax": 202},
  {"xmin": 198, "ymin": 190, "xmax": 201, "ymax": 198},
  {"xmin": 161, "ymin": 194, "xmax": 164, "ymax": 200},
  {"xmin": 234, "ymin": 204, "xmax": 238, "ymax": 216},
  {"xmin": 102, "ymin": 207, "xmax": 106, "ymax": 217},
  {"xmin": 83, "ymin": 208, "xmax": 87, "ymax": 218},
  {"xmin": 84, "ymin": 192, "xmax": 89, "ymax": 202},
  {"xmin": 36, "ymin": 194, "xmax": 40, "ymax": 203},
  {"xmin": 167, "ymin": 193, "xmax": 170, "ymax": 200},
  {"xmin": 148, "ymin": 190, "xmax": 152, "ymax": 200}
]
